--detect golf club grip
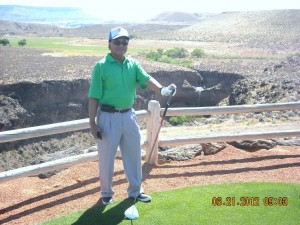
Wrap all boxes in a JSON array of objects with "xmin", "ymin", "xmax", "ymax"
[
  {"xmin": 167, "ymin": 88, "xmax": 175, "ymax": 105},
  {"xmin": 163, "ymin": 90, "xmax": 175, "ymax": 117}
]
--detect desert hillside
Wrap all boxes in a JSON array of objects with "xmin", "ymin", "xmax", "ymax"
[{"xmin": 167, "ymin": 10, "xmax": 300, "ymax": 44}]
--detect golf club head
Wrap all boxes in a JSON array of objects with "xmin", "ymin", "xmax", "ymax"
[{"xmin": 125, "ymin": 205, "xmax": 139, "ymax": 220}]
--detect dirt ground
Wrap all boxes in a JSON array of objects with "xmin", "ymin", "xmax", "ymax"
[{"xmin": 0, "ymin": 145, "xmax": 299, "ymax": 225}]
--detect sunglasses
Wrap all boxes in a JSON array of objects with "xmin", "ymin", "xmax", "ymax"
[{"xmin": 111, "ymin": 40, "xmax": 129, "ymax": 46}]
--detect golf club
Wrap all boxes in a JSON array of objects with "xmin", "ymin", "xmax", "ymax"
[{"xmin": 124, "ymin": 87, "xmax": 176, "ymax": 220}]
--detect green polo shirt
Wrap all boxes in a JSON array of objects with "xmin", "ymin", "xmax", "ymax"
[{"xmin": 88, "ymin": 53, "xmax": 150, "ymax": 108}]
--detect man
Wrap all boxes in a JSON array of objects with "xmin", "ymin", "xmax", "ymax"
[{"xmin": 88, "ymin": 27, "xmax": 176, "ymax": 205}]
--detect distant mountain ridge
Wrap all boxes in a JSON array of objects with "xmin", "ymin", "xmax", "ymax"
[
  {"xmin": 150, "ymin": 11, "xmax": 217, "ymax": 24},
  {"xmin": 0, "ymin": 5, "xmax": 213, "ymax": 27},
  {"xmin": 0, "ymin": 5, "xmax": 101, "ymax": 27}
]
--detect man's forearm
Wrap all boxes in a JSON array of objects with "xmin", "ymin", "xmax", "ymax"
[
  {"xmin": 89, "ymin": 98, "xmax": 99, "ymax": 125},
  {"xmin": 145, "ymin": 77, "xmax": 163, "ymax": 93}
]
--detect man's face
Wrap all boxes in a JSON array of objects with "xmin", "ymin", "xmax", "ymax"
[{"xmin": 109, "ymin": 37, "xmax": 129, "ymax": 57}]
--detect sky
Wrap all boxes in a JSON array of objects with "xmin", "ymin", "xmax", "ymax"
[{"xmin": 1, "ymin": 0, "xmax": 300, "ymax": 21}]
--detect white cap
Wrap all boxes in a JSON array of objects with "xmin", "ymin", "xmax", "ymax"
[{"xmin": 108, "ymin": 27, "xmax": 130, "ymax": 41}]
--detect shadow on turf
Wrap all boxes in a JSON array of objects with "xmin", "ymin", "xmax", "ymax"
[{"xmin": 72, "ymin": 197, "xmax": 135, "ymax": 225}]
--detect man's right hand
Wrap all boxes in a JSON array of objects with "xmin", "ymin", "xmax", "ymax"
[{"xmin": 90, "ymin": 122, "xmax": 101, "ymax": 139}]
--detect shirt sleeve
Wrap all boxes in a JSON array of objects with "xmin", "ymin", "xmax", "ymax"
[
  {"xmin": 135, "ymin": 61, "xmax": 150, "ymax": 89},
  {"xmin": 88, "ymin": 63, "xmax": 102, "ymax": 99}
]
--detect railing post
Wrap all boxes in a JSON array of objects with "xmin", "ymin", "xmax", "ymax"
[{"xmin": 146, "ymin": 100, "xmax": 161, "ymax": 164}]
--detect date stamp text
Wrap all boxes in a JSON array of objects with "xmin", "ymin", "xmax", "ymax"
[{"xmin": 212, "ymin": 197, "xmax": 288, "ymax": 206}]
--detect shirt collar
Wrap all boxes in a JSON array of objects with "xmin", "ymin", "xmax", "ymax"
[{"xmin": 107, "ymin": 53, "xmax": 128, "ymax": 63}]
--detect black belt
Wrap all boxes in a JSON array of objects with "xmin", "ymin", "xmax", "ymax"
[{"xmin": 100, "ymin": 104, "xmax": 131, "ymax": 113}]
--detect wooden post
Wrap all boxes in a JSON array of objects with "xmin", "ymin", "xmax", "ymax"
[{"xmin": 146, "ymin": 100, "xmax": 161, "ymax": 164}]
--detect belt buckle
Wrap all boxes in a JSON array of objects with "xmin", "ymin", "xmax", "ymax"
[{"xmin": 115, "ymin": 108, "xmax": 130, "ymax": 113}]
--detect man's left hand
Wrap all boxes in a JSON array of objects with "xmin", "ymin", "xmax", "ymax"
[{"xmin": 161, "ymin": 84, "xmax": 176, "ymax": 96}]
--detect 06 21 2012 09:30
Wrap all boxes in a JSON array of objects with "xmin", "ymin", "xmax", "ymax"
[{"xmin": 212, "ymin": 196, "xmax": 288, "ymax": 206}]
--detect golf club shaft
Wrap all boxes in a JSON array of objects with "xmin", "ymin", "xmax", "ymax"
[{"xmin": 147, "ymin": 91, "xmax": 174, "ymax": 164}]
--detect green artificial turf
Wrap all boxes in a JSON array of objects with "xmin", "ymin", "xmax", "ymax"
[{"xmin": 40, "ymin": 182, "xmax": 300, "ymax": 225}]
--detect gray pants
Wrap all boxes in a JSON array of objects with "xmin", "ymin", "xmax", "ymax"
[{"xmin": 97, "ymin": 108, "xmax": 143, "ymax": 198}]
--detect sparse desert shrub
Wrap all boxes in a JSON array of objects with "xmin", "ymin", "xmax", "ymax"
[
  {"xmin": 158, "ymin": 55, "xmax": 172, "ymax": 63},
  {"xmin": 145, "ymin": 48, "xmax": 192, "ymax": 68},
  {"xmin": 0, "ymin": 38, "xmax": 10, "ymax": 46},
  {"xmin": 157, "ymin": 48, "xmax": 163, "ymax": 56},
  {"xmin": 18, "ymin": 39, "xmax": 27, "ymax": 47},
  {"xmin": 169, "ymin": 116, "xmax": 194, "ymax": 126},
  {"xmin": 146, "ymin": 49, "xmax": 163, "ymax": 61},
  {"xmin": 165, "ymin": 47, "xmax": 188, "ymax": 58},
  {"xmin": 191, "ymin": 48, "xmax": 205, "ymax": 58}
]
